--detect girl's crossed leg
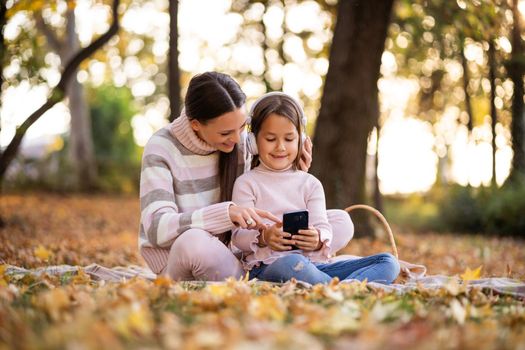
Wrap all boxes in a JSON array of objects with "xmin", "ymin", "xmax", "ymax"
[
  {"xmin": 315, "ymin": 253, "xmax": 400, "ymax": 284},
  {"xmin": 250, "ymin": 253, "xmax": 400, "ymax": 285}
]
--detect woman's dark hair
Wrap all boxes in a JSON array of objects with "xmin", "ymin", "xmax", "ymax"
[
  {"xmin": 250, "ymin": 95, "xmax": 303, "ymax": 170},
  {"xmin": 185, "ymin": 72, "xmax": 246, "ymax": 203}
]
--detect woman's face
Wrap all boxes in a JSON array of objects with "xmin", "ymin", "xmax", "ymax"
[
  {"xmin": 256, "ymin": 113, "xmax": 299, "ymax": 170},
  {"xmin": 190, "ymin": 108, "xmax": 247, "ymax": 153}
]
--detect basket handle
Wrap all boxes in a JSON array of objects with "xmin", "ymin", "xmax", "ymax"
[{"xmin": 343, "ymin": 204, "xmax": 399, "ymax": 259}]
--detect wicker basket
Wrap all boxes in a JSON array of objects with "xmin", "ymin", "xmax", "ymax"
[{"xmin": 344, "ymin": 204, "xmax": 399, "ymax": 259}]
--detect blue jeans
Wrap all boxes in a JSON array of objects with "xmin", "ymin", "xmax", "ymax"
[{"xmin": 249, "ymin": 253, "xmax": 400, "ymax": 285}]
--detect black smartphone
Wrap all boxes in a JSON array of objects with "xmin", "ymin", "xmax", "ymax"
[{"xmin": 282, "ymin": 210, "xmax": 309, "ymax": 250}]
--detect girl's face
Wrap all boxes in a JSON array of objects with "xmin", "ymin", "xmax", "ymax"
[
  {"xmin": 256, "ymin": 113, "xmax": 299, "ymax": 170},
  {"xmin": 191, "ymin": 108, "xmax": 247, "ymax": 153}
]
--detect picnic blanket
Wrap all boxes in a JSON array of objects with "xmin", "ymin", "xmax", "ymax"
[{"xmin": 4, "ymin": 257, "xmax": 525, "ymax": 298}]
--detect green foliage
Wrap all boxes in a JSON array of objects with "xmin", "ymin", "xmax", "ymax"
[
  {"xmin": 390, "ymin": 0, "xmax": 508, "ymax": 127},
  {"xmin": 439, "ymin": 185, "xmax": 484, "ymax": 233},
  {"xmin": 384, "ymin": 193, "xmax": 442, "ymax": 232},
  {"xmin": 439, "ymin": 181, "xmax": 525, "ymax": 236},
  {"xmin": 88, "ymin": 84, "xmax": 141, "ymax": 193},
  {"xmin": 386, "ymin": 180, "xmax": 525, "ymax": 237},
  {"xmin": 2, "ymin": 84, "xmax": 141, "ymax": 193},
  {"xmin": 482, "ymin": 179, "xmax": 525, "ymax": 235}
]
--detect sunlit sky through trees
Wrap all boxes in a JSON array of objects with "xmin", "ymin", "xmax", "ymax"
[{"xmin": 1, "ymin": 0, "xmax": 524, "ymax": 193}]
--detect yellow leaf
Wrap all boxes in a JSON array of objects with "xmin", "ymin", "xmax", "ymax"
[
  {"xmin": 460, "ymin": 266, "xmax": 482, "ymax": 281},
  {"xmin": 34, "ymin": 245, "xmax": 53, "ymax": 261},
  {"xmin": 112, "ymin": 302, "xmax": 154, "ymax": 338},
  {"xmin": 207, "ymin": 284, "xmax": 230, "ymax": 298},
  {"xmin": 72, "ymin": 268, "xmax": 91, "ymax": 284},
  {"xmin": 249, "ymin": 294, "xmax": 286, "ymax": 321},
  {"xmin": 68, "ymin": 1, "xmax": 77, "ymax": 11},
  {"xmin": 241, "ymin": 270, "xmax": 250, "ymax": 282}
]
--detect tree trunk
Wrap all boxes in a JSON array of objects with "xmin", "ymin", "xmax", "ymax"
[
  {"xmin": 373, "ymin": 125, "xmax": 383, "ymax": 213},
  {"xmin": 0, "ymin": 0, "xmax": 6, "ymax": 226},
  {"xmin": 268, "ymin": 0, "xmax": 285, "ymax": 91},
  {"xmin": 508, "ymin": 0, "xmax": 525, "ymax": 181},
  {"xmin": 261, "ymin": 4, "xmax": 273, "ymax": 92},
  {"xmin": 488, "ymin": 39, "xmax": 498, "ymax": 187},
  {"xmin": 1, "ymin": 0, "xmax": 6, "ymax": 156},
  {"xmin": 62, "ymin": 9, "xmax": 97, "ymax": 190},
  {"xmin": 312, "ymin": 0, "xmax": 394, "ymax": 237},
  {"xmin": 460, "ymin": 39, "xmax": 474, "ymax": 132},
  {"xmin": 168, "ymin": 0, "xmax": 180, "ymax": 122}
]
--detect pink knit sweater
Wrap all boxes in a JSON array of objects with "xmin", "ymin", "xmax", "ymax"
[{"xmin": 231, "ymin": 163, "xmax": 332, "ymax": 269}]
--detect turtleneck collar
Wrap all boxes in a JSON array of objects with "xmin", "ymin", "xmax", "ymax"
[
  {"xmin": 169, "ymin": 108, "xmax": 218, "ymax": 155},
  {"xmin": 257, "ymin": 158, "xmax": 294, "ymax": 173}
]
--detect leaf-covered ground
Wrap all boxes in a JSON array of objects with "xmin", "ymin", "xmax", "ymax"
[{"xmin": 1, "ymin": 193, "xmax": 524, "ymax": 349}]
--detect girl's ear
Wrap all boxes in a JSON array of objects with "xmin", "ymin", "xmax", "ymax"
[{"xmin": 190, "ymin": 119, "xmax": 201, "ymax": 132}]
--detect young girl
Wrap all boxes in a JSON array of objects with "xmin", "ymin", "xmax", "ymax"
[{"xmin": 231, "ymin": 92, "xmax": 400, "ymax": 285}]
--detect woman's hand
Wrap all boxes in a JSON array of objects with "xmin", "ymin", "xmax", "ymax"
[
  {"xmin": 262, "ymin": 223, "xmax": 296, "ymax": 251},
  {"xmin": 229, "ymin": 205, "xmax": 280, "ymax": 230},
  {"xmin": 293, "ymin": 226, "xmax": 322, "ymax": 251},
  {"xmin": 299, "ymin": 136, "xmax": 313, "ymax": 172}
]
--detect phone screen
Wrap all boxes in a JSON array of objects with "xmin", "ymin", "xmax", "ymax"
[{"xmin": 282, "ymin": 210, "xmax": 309, "ymax": 250}]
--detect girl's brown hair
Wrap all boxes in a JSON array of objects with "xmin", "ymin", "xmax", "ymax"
[{"xmin": 249, "ymin": 94, "xmax": 304, "ymax": 169}]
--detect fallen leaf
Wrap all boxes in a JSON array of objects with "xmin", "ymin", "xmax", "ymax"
[
  {"xmin": 460, "ymin": 266, "xmax": 482, "ymax": 281},
  {"xmin": 449, "ymin": 299, "xmax": 466, "ymax": 325},
  {"xmin": 249, "ymin": 294, "xmax": 286, "ymax": 321},
  {"xmin": 34, "ymin": 245, "xmax": 53, "ymax": 261},
  {"xmin": 154, "ymin": 275, "xmax": 172, "ymax": 288},
  {"xmin": 34, "ymin": 288, "xmax": 71, "ymax": 321}
]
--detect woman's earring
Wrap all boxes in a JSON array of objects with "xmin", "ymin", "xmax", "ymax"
[{"xmin": 247, "ymin": 132, "xmax": 258, "ymax": 155}]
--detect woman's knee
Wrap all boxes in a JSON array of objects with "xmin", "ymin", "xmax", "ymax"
[
  {"xmin": 170, "ymin": 229, "xmax": 214, "ymax": 260},
  {"xmin": 327, "ymin": 209, "xmax": 354, "ymax": 253},
  {"xmin": 167, "ymin": 229, "xmax": 241, "ymax": 280}
]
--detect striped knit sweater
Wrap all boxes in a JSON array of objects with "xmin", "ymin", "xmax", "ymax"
[{"xmin": 139, "ymin": 110, "xmax": 249, "ymax": 274}]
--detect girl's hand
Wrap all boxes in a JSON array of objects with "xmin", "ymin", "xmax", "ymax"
[
  {"xmin": 262, "ymin": 223, "xmax": 296, "ymax": 251},
  {"xmin": 299, "ymin": 136, "xmax": 313, "ymax": 172},
  {"xmin": 229, "ymin": 205, "xmax": 280, "ymax": 230},
  {"xmin": 293, "ymin": 226, "xmax": 322, "ymax": 251}
]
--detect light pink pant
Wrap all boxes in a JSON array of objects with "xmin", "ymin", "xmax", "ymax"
[{"xmin": 165, "ymin": 209, "xmax": 354, "ymax": 281}]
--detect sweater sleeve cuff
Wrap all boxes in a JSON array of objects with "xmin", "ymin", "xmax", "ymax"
[
  {"xmin": 248, "ymin": 229, "xmax": 266, "ymax": 254},
  {"xmin": 309, "ymin": 228, "xmax": 332, "ymax": 260},
  {"xmin": 202, "ymin": 201, "xmax": 236, "ymax": 234}
]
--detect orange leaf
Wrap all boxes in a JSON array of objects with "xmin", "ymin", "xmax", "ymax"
[{"xmin": 154, "ymin": 275, "xmax": 172, "ymax": 288}]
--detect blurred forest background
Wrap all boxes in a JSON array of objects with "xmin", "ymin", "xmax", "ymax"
[{"xmin": 1, "ymin": 0, "xmax": 525, "ymax": 237}]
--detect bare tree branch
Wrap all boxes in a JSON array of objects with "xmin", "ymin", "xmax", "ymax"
[{"xmin": 0, "ymin": 0, "xmax": 121, "ymax": 182}]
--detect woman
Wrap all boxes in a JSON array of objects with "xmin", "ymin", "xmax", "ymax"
[{"xmin": 139, "ymin": 72, "xmax": 353, "ymax": 280}]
